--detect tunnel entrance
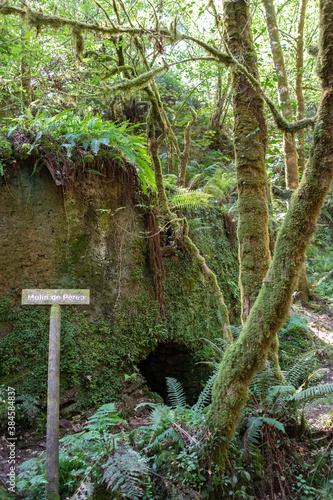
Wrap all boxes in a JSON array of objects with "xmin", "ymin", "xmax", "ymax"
[{"xmin": 138, "ymin": 342, "xmax": 210, "ymax": 406}]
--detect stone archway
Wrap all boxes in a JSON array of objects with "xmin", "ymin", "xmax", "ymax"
[{"xmin": 138, "ymin": 342, "xmax": 209, "ymax": 405}]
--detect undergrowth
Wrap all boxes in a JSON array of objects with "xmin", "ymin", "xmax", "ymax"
[{"xmin": 4, "ymin": 108, "xmax": 155, "ymax": 192}]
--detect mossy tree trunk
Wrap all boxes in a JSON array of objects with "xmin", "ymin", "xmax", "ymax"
[
  {"xmin": 296, "ymin": 0, "xmax": 308, "ymax": 175},
  {"xmin": 223, "ymin": 0, "xmax": 271, "ymax": 326},
  {"xmin": 295, "ymin": 0, "xmax": 310, "ymax": 303},
  {"xmin": 260, "ymin": 0, "xmax": 299, "ymax": 190},
  {"xmin": 261, "ymin": 0, "xmax": 309, "ymax": 302},
  {"xmin": 208, "ymin": 0, "xmax": 333, "ymax": 466}
]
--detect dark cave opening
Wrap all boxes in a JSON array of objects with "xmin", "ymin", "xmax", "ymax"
[{"xmin": 138, "ymin": 342, "xmax": 210, "ymax": 406}]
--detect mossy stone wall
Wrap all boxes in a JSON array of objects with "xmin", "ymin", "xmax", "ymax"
[{"xmin": 0, "ymin": 162, "xmax": 238, "ymax": 411}]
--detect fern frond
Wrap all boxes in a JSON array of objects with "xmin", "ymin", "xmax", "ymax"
[
  {"xmin": 249, "ymin": 367, "xmax": 280, "ymax": 401},
  {"xmin": 168, "ymin": 188, "xmax": 213, "ymax": 210},
  {"xmin": 302, "ymin": 396, "xmax": 333, "ymax": 409},
  {"xmin": 261, "ymin": 416, "xmax": 285, "ymax": 433},
  {"xmin": 192, "ymin": 367, "xmax": 219, "ymax": 414},
  {"xmin": 166, "ymin": 377, "xmax": 187, "ymax": 409},
  {"xmin": 149, "ymin": 426, "xmax": 185, "ymax": 451},
  {"xmin": 244, "ymin": 416, "xmax": 285, "ymax": 451},
  {"xmin": 285, "ymin": 352, "xmax": 317, "ymax": 388},
  {"xmin": 290, "ymin": 383, "xmax": 333, "ymax": 401},
  {"xmin": 103, "ymin": 445, "xmax": 150, "ymax": 500},
  {"xmin": 267, "ymin": 384, "xmax": 295, "ymax": 399},
  {"xmin": 146, "ymin": 405, "xmax": 171, "ymax": 447},
  {"xmin": 309, "ymin": 451, "xmax": 328, "ymax": 485},
  {"xmin": 244, "ymin": 417, "xmax": 263, "ymax": 448}
]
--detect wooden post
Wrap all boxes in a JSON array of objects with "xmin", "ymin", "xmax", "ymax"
[
  {"xmin": 46, "ymin": 304, "xmax": 61, "ymax": 500},
  {"xmin": 21, "ymin": 289, "xmax": 90, "ymax": 499}
]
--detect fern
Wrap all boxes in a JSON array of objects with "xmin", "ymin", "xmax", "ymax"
[
  {"xmin": 135, "ymin": 375, "xmax": 215, "ymax": 454},
  {"xmin": 149, "ymin": 426, "xmax": 185, "ymax": 451},
  {"xmin": 7, "ymin": 109, "xmax": 155, "ymax": 193},
  {"xmin": 290, "ymin": 383, "xmax": 333, "ymax": 401},
  {"xmin": 168, "ymin": 187, "xmax": 213, "ymax": 210},
  {"xmin": 166, "ymin": 377, "xmax": 187, "ymax": 409},
  {"xmin": 71, "ymin": 476, "xmax": 94, "ymax": 500},
  {"xmin": 244, "ymin": 416, "xmax": 285, "ymax": 449},
  {"xmin": 249, "ymin": 366, "xmax": 280, "ymax": 401},
  {"xmin": 285, "ymin": 351, "xmax": 317, "ymax": 388},
  {"xmin": 192, "ymin": 367, "xmax": 219, "ymax": 414},
  {"xmin": 302, "ymin": 396, "xmax": 333, "ymax": 409},
  {"xmin": 103, "ymin": 445, "xmax": 150, "ymax": 500},
  {"xmin": 244, "ymin": 417, "xmax": 263, "ymax": 448}
]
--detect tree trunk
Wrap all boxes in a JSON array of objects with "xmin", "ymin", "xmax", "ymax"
[
  {"xmin": 208, "ymin": 0, "xmax": 333, "ymax": 466},
  {"xmin": 261, "ymin": 0, "xmax": 309, "ymax": 300},
  {"xmin": 296, "ymin": 0, "xmax": 308, "ymax": 174},
  {"xmin": 178, "ymin": 107, "xmax": 197, "ymax": 187},
  {"xmin": 223, "ymin": 0, "xmax": 271, "ymax": 327},
  {"xmin": 21, "ymin": 28, "xmax": 31, "ymax": 109},
  {"xmin": 261, "ymin": 0, "xmax": 299, "ymax": 190}
]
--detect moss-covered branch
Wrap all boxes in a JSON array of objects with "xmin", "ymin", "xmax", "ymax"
[
  {"xmin": 0, "ymin": 2, "xmax": 140, "ymax": 36},
  {"xmin": 103, "ymin": 62, "xmax": 169, "ymax": 97},
  {"xmin": 222, "ymin": 0, "xmax": 272, "ymax": 329},
  {"xmin": 0, "ymin": 2, "xmax": 316, "ymax": 135},
  {"xmin": 181, "ymin": 34, "xmax": 233, "ymax": 66},
  {"xmin": 222, "ymin": 44, "xmax": 317, "ymax": 133},
  {"xmin": 295, "ymin": 0, "xmax": 308, "ymax": 174}
]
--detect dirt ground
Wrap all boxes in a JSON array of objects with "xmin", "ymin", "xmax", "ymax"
[{"xmin": 298, "ymin": 306, "xmax": 333, "ymax": 430}]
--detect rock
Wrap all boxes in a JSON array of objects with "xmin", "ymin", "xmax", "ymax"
[{"xmin": 59, "ymin": 419, "xmax": 71, "ymax": 429}]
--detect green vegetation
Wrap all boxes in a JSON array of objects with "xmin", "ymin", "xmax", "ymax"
[{"xmin": 0, "ymin": 0, "xmax": 333, "ymax": 498}]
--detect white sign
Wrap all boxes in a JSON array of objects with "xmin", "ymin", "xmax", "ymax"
[{"xmin": 21, "ymin": 289, "xmax": 90, "ymax": 305}]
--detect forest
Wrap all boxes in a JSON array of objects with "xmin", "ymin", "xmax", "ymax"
[{"xmin": 0, "ymin": 0, "xmax": 333, "ymax": 498}]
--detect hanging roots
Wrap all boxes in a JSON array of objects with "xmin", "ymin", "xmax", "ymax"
[{"xmin": 146, "ymin": 211, "xmax": 165, "ymax": 320}]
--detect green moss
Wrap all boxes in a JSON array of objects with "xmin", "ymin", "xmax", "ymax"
[
  {"xmin": 83, "ymin": 154, "xmax": 94, "ymax": 164},
  {"xmin": 0, "ymin": 207, "xmax": 239, "ymax": 414},
  {"xmin": 0, "ymin": 135, "xmax": 12, "ymax": 160},
  {"xmin": 97, "ymin": 210, "xmax": 110, "ymax": 234},
  {"xmin": 42, "ymin": 137, "xmax": 62, "ymax": 154},
  {"xmin": 18, "ymin": 143, "xmax": 33, "ymax": 159},
  {"xmin": 70, "ymin": 234, "xmax": 89, "ymax": 262},
  {"xmin": 132, "ymin": 239, "xmax": 147, "ymax": 265},
  {"xmin": 186, "ymin": 207, "xmax": 240, "ymax": 323},
  {"xmin": 0, "ymin": 487, "xmax": 14, "ymax": 499}
]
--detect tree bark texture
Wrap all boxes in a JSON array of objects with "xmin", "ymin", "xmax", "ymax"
[
  {"xmin": 223, "ymin": 0, "xmax": 271, "ymax": 327},
  {"xmin": 261, "ymin": 0, "xmax": 299, "ymax": 189},
  {"xmin": 296, "ymin": 0, "xmax": 308, "ymax": 174},
  {"xmin": 208, "ymin": 0, "xmax": 333, "ymax": 465}
]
